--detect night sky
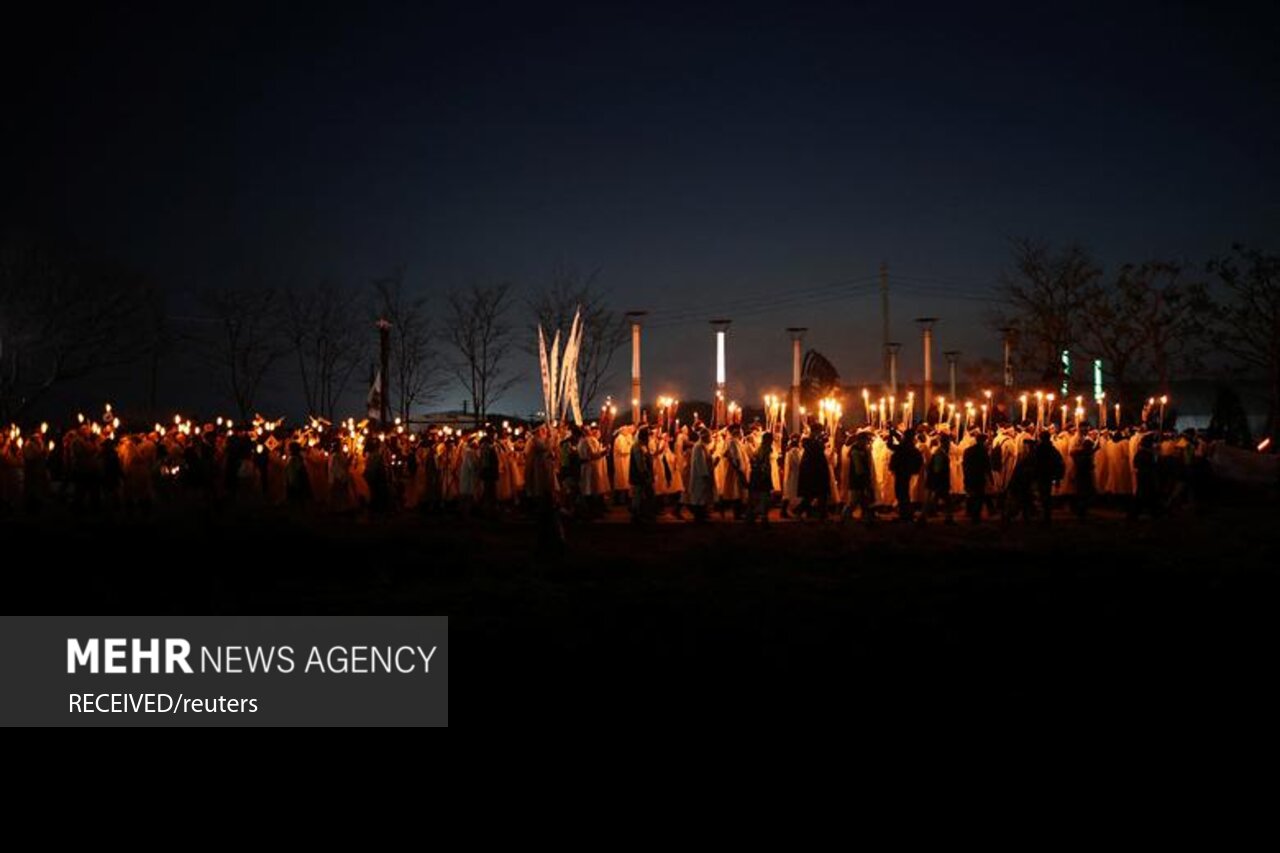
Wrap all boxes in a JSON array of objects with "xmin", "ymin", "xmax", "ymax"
[{"xmin": 4, "ymin": 1, "xmax": 1277, "ymax": 415}]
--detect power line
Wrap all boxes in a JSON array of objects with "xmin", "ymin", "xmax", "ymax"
[
  {"xmin": 645, "ymin": 274, "xmax": 878, "ymax": 317},
  {"xmin": 892, "ymin": 271, "xmax": 997, "ymax": 288},
  {"xmin": 645, "ymin": 283, "xmax": 881, "ymax": 329},
  {"xmin": 890, "ymin": 275, "xmax": 1003, "ymax": 303}
]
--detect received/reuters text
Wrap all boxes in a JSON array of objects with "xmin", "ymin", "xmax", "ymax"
[{"xmin": 69, "ymin": 694, "xmax": 259, "ymax": 714}]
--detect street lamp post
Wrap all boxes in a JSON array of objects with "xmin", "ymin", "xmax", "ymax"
[
  {"xmin": 944, "ymin": 350, "xmax": 959, "ymax": 400},
  {"xmin": 711, "ymin": 319, "xmax": 731, "ymax": 426},
  {"xmin": 625, "ymin": 311, "xmax": 647, "ymax": 425},
  {"xmin": 916, "ymin": 318, "xmax": 938, "ymax": 418},
  {"xmin": 787, "ymin": 327, "xmax": 807, "ymax": 434}
]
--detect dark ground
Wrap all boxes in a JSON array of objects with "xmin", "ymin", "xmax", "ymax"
[{"xmin": 6, "ymin": 497, "xmax": 1278, "ymax": 718}]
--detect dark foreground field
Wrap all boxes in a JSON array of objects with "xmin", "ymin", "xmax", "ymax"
[{"xmin": 6, "ymin": 499, "xmax": 1278, "ymax": 716}]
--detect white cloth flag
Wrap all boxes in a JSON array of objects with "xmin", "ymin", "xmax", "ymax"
[
  {"xmin": 537, "ymin": 326, "xmax": 552, "ymax": 421},
  {"xmin": 535, "ymin": 307, "xmax": 584, "ymax": 427}
]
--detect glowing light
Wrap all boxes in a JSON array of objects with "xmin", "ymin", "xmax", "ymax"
[{"xmin": 715, "ymin": 330, "xmax": 726, "ymax": 386}]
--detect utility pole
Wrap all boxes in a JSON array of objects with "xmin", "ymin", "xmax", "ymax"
[
  {"xmin": 711, "ymin": 319, "xmax": 731, "ymax": 427},
  {"xmin": 880, "ymin": 261, "xmax": 890, "ymax": 389},
  {"xmin": 944, "ymin": 350, "xmax": 960, "ymax": 400},
  {"xmin": 916, "ymin": 317, "xmax": 937, "ymax": 415},
  {"xmin": 625, "ymin": 311, "xmax": 647, "ymax": 425},
  {"xmin": 787, "ymin": 327, "xmax": 807, "ymax": 434},
  {"xmin": 887, "ymin": 342, "xmax": 901, "ymax": 398},
  {"xmin": 999, "ymin": 327, "xmax": 1015, "ymax": 400},
  {"xmin": 376, "ymin": 317, "xmax": 391, "ymax": 425}
]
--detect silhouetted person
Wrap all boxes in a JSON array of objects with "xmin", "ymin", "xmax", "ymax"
[
  {"xmin": 22, "ymin": 436, "xmax": 49, "ymax": 513},
  {"xmin": 888, "ymin": 429, "xmax": 922, "ymax": 522},
  {"xmin": 628, "ymin": 426, "xmax": 655, "ymax": 522},
  {"xmin": 1032, "ymin": 432, "xmax": 1064, "ymax": 524},
  {"xmin": 842, "ymin": 432, "xmax": 876, "ymax": 524},
  {"xmin": 925, "ymin": 432, "xmax": 954, "ymax": 524},
  {"xmin": 719, "ymin": 424, "xmax": 750, "ymax": 520},
  {"xmin": 223, "ymin": 433, "xmax": 250, "ymax": 498},
  {"xmin": 559, "ymin": 425, "xmax": 581, "ymax": 514},
  {"xmin": 1003, "ymin": 441, "xmax": 1035, "ymax": 525},
  {"xmin": 285, "ymin": 441, "xmax": 311, "ymax": 507},
  {"xmin": 796, "ymin": 428, "xmax": 830, "ymax": 520},
  {"xmin": 366, "ymin": 439, "xmax": 390, "ymax": 513},
  {"xmin": 1070, "ymin": 438, "xmax": 1097, "ymax": 519},
  {"xmin": 746, "ymin": 431, "xmax": 774, "ymax": 525},
  {"xmin": 962, "ymin": 433, "xmax": 993, "ymax": 524},
  {"xmin": 479, "ymin": 434, "xmax": 500, "ymax": 517},
  {"xmin": 100, "ymin": 437, "xmax": 122, "ymax": 511},
  {"xmin": 525, "ymin": 426, "xmax": 563, "ymax": 554},
  {"xmin": 684, "ymin": 428, "xmax": 716, "ymax": 523},
  {"xmin": 1129, "ymin": 433, "xmax": 1162, "ymax": 520}
]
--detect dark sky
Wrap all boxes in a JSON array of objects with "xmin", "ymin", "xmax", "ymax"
[{"xmin": 4, "ymin": 0, "xmax": 1277, "ymax": 415}]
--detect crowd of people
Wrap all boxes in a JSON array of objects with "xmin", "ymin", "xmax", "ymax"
[
  {"xmin": 558, "ymin": 413, "xmax": 1212, "ymax": 527},
  {"xmin": 0, "ymin": 403, "xmax": 1216, "ymax": 537}
]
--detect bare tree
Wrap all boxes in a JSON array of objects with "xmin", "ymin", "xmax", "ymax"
[
  {"xmin": 1128, "ymin": 261, "xmax": 1208, "ymax": 390},
  {"xmin": 526, "ymin": 265, "xmax": 628, "ymax": 413},
  {"xmin": 1207, "ymin": 245, "xmax": 1279, "ymax": 440},
  {"xmin": 1079, "ymin": 261, "xmax": 1208, "ymax": 404},
  {"xmin": 285, "ymin": 283, "xmax": 366, "ymax": 420},
  {"xmin": 447, "ymin": 281, "xmax": 520, "ymax": 425},
  {"xmin": 372, "ymin": 269, "xmax": 448, "ymax": 422},
  {"xmin": 1078, "ymin": 265, "xmax": 1150, "ymax": 404},
  {"xmin": 994, "ymin": 239, "xmax": 1100, "ymax": 386},
  {"xmin": 0, "ymin": 232, "xmax": 156, "ymax": 420},
  {"xmin": 195, "ymin": 286, "xmax": 287, "ymax": 419}
]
